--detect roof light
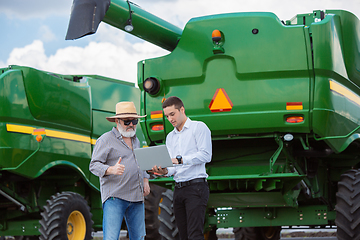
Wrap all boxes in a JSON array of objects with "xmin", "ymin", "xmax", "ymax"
[
  {"xmin": 125, "ymin": 19, "xmax": 134, "ymax": 32},
  {"xmin": 212, "ymin": 29, "xmax": 224, "ymax": 54},
  {"xmin": 124, "ymin": 0, "xmax": 134, "ymax": 32},
  {"xmin": 212, "ymin": 30, "xmax": 221, "ymax": 43}
]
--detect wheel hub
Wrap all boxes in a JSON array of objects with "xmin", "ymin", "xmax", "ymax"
[
  {"xmin": 67, "ymin": 210, "xmax": 86, "ymax": 240},
  {"xmin": 263, "ymin": 227, "xmax": 276, "ymax": 239},
  {"xmin": 67, "ymin": 223, "xmax": 74, "ymax": 235}
]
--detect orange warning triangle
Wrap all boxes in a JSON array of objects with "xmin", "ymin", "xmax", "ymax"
[{"xmin": 209, "ymin": 88, "xmax": 233, "ymax": 112}]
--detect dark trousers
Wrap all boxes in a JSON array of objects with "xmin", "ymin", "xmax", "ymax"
[{"xmin": 173, "ymin": 181, "xmax": 209, "ymax": 240}]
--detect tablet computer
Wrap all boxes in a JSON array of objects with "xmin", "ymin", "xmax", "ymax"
[{"xmin": 134, "ymin": 145, "xmax": 173, "ymax": 171}]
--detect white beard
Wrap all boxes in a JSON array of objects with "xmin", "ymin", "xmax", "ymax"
[{"xmin": 118, "ymin": 124, "xmax": 136, "ymax": 138}]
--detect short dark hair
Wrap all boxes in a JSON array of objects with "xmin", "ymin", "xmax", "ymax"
[{"xmin": 162, "ymin": 96, "xmax": 184, "ymax": 110}]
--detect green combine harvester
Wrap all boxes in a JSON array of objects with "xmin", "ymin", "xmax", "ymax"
[
  {"xmin": 0, "ymin": 65, "xmax": 147, "ymax": 239},
  {"xmin": 137, "ymin": 8, "xmax": 360, "ymax": 240},
  {"xmin": 1, "ymin": 0, "xmax": 359, "ymax": 239}
]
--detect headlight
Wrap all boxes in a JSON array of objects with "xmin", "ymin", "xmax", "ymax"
[{"xmin": 143, "ymin": 77, "xmax": 160, "ymax": 95}]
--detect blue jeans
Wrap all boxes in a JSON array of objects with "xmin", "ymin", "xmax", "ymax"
[{"xmin": 103, "ymin": 197, "xmax": 145, "ymax": 240}]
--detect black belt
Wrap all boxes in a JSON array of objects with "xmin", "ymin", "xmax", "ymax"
[{"xmin": 175, "ymin": 178, "xmax": 207, "ymax": 188}]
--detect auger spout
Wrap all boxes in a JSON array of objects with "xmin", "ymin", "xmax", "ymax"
[{"xmin": 66, "ymin": 0, "xmax": 182, "ymax": 51}]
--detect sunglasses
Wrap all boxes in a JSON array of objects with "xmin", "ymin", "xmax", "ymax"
[{"xmin": 121, "ymin": 119, "xmax": 138, "ymax": 126}]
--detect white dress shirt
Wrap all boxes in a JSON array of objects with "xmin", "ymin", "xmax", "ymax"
[{"xmin": 166, "ymin": 118, "xmax": 212, "ymax": 182}]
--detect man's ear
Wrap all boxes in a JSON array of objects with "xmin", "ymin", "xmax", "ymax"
[{"xmin": 180, "ymin": 106, "xmax": 185, "ymax": 114}]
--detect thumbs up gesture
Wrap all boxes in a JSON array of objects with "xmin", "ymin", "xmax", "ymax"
[{"xmin": 106, "ymin": 157, "xmax": 125, "ymax": 175}]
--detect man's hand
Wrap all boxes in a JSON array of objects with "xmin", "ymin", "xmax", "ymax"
[
  {"xmin": 143, "ymin": 178, "xmax": 150, "ymax": 196},
  {"xmin": 171, "ymin": 158, "xmax": 179, "ymax": 164},
  {"xmin": 106, "ymin": 157, "xmax": 125, "ymax": 175},
  {"xmin": 150, "ymin": 165, "xmax": 168, "ymax": 175}
]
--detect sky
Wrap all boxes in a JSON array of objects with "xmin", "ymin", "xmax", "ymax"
[{"xmin": 1, "ymin": 0, "xmax": 359, "ymax": 84}]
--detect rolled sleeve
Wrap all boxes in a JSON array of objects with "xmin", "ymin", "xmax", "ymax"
[
  {"xmin": 90, "ymin": 138, "xmax": 110, "ymax": 177},
  {"xmin": 142, "ymin": 170, "xmax": 150, "ymax": 179}
]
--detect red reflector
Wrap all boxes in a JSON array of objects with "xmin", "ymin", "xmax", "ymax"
[
  {"xmin": 151, "ymin": 110, "xmax": 163, "ymax": 119},
  {"xmin": 151, "ymin": 124, "xmax": 164, "ymax": 131},
  {"xmin": 32, "ymin": 128, "xmax": 46, "ymax": 135},
  {"xmin": 286, "ymin": 116, "xmax": 304, "ymax": 123},
  {"xmin": 286, "ymin": 102, "xmax": 303, "ymax": 110}
]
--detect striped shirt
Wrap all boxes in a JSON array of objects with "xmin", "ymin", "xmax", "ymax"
[{"xmin": 90, "ymin": 127, "xmax": 149, "ymax": 203}]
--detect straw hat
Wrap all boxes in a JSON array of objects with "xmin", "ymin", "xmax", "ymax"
[{"xmin": 106, "ymin": 102, "xmax": 146, "ymax": 122}]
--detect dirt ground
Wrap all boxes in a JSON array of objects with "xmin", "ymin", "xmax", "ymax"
[
  {"xmin": 216, "ymin": 231, "xmax": 337, "ymax": 238},
  {"xmin": 92, "ymin": 231, "xmax": 337, "ymax": 240},
  {"xmin": 280, "ymin": 231, "xmax": 337, "ymax": 238},
  {"xmin": 3, "ymin": 230, "xmax": 336, "ymax": 239}
]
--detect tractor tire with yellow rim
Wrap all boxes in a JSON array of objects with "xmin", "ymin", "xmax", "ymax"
[
  {"xmin": 39, "ymin": 191, "xmax": 93, "ymax": 240},
  {"xmin": 145, "ymin": 183, "xmax": 166, "ymax": 240},
  {"xmin": 158, "ymin": 189, "xmax": 180, "ymax": 240}
]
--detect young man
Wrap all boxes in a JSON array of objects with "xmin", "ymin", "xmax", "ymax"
[
  {"xmin": 152, "ymin": 96, "xmax": 212, "ymax": 240},
  {"xmin": 90, "ymin": 101, "xmax": 150, "ymax": 240}
]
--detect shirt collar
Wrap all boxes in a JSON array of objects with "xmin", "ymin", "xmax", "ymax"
[
  {"xmin": 112, "ymin": 127, "xmax": 121, "ymax": 139},
  {"xmin": 175, "ymin": 118, "xmax": 191, "ymax": 133}
]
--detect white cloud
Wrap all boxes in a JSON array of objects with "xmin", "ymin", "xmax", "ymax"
[
  {"xmin": 7, "ymin": 40, "xmax": 48, "ymax": 68},
  {"xmin": 5, "ymin": 38, "xmax": 168, "ymax": 83},
  {"xmin": 39, "ymin": 25, "xmax": 56, "ymax": 42}
]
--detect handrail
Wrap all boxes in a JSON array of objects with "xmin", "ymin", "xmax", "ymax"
[{"xmin": 313, "ymin": 125, "xmax": 360, "ymax": 141}]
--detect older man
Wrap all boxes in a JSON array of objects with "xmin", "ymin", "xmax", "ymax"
[{"xmin": 90, "ymin": 101, "xmax": 150, "ymax": 240}]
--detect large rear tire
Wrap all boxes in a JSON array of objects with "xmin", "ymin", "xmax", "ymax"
[
  {"xmin": 258, "ymin": 227, "xmax": 281, "ymax": 240},
  {"xmin": 158, "ymin": 189, "xmax": 179, "ymax": 240},
  {"xmin": 145, "ymin": 183, "xmax": 166, "ymax": 240},
  {"xmin": 233, "ymin": 227, "xmax": 258, "ymax": 240},
  {"xmin": 39, "ymin": 192, "xmax": 93, "ymax": 240},
  {"xmin": 233, "ymin": 226, "xmax": 281, "ymax": 240},
  {"xmin": 204, "ymin": 225, "xmax": 218, "ymax": 240},
  {"xmin": 335, "ymin": 169, "xmax": 360, "ymax": 240}
]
